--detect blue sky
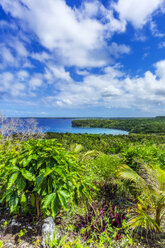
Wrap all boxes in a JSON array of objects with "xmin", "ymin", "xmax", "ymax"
[{"xmin": 0, "ymin": 0, "xmax": 165, "ymax": 117}]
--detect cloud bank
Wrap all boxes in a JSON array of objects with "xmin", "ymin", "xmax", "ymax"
[{"xmin": 0, "ymin": 0, "xmax": 165, "ymax": 116}]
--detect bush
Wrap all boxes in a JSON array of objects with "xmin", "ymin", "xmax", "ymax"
[
  {"xmin": 87, "ymin": 154, "xmax": 121, "ymax": 181},
  {"xmin": 0, "ymin": 139, "xmax": 94, "ymax": 217}
]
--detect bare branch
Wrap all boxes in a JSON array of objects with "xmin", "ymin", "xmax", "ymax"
[{"xmin": 0, "ymin": 113, "xmax": 45, "ymax": 142}]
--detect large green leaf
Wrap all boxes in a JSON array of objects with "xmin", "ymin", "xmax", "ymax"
[
  {"xmin": 11, "ymin": 158, "xmax": 18, "ymax": 165},
  {"xmin": 20, "ymin": 193, "xmax": 27, "ymax": 207},
  {"xmin": 54, "ymin": 167, "xmax": 66, "ymax": 178},
  {"xmin": 57, "ymin": 189, "xmax": 70, "ymax": 210},
  {"xmin": 23, "ymin": 156, "xmax": 34, "ymax": 167},
  {"xmin": 8, "ymin": 166, "xmax": 20, "ymax": 171},
  {"xmin": 9, "ymin": 193, "xmax": 19, "ymax": 213},
  {"xmin": 16, "ymin": 175, "xmax": 26, "ymax": 192},
  {"xmin": 44, "ymin": 167, "xmax": 53, "ymax": 177},
  {"xmin": 21, "ymin": 169, "xmax": 35, "ymax": 181},
  {"xmin": 37, "ymin": 157, "xmax": 46, "ymax": 169},
  {"xmin": 7, "ymin": 172, "xmax": 19, "ymax": 189},
  {"xmin": 35, "ymin": 173, "xmax": 45, "ymax": 189},
  {"xmin": 42, "ymin": 193, "xmax": 56, "ymax": 209},
  {"xmin": 4, "ymin": 190, "xmax": 13, "ymax": 202},
  {"xmin": 51, "ymin": 196, "xmax": 60, "ymax": 218}
]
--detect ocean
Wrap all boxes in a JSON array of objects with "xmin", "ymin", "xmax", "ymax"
[{"xmin": 22, "ymin": 118, "xmax": 128, "ymax": 135}]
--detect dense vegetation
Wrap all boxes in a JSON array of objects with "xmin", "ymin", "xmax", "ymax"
[
  {"xmin": 1, "ymin": 117, "xmax": 165, "ymax": 247},
  {"xmin": 0, "ymin": 139, "xmax": 93, "ymax": 218},
  {"xmin": 46, "ymin": 132, "xmax": 165, "ymax": 154},
  {"xmin": 72, "ymin": 117, "xmax": 165, "ymax": 134}
]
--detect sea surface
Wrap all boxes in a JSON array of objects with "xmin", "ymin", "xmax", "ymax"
[{"xmin": 22, "ymin": 118, "xmax": 128, "ymax": 135}]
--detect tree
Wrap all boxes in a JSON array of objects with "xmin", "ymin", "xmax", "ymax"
[{"xmin": 0, "ymin": 112, "xmax": 44, "ymax": 141}]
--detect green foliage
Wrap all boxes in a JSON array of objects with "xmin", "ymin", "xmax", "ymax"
[
  {"xmin": 69, "ymin": 143, "xmax": 84, "ymax": 153},
  {"xmin": 0, "ymin": 240, "xmax": 3, "ymax": 248},
  {"xmin": 118, "ymin": 163, "xmax": 165, "ymax": 231},
  {"xmin": 122, "ymin": 144, "xmax": 165, "ymax": 169},
  {"xmin": 18, "ymin": 228, "xmax": 27, "ymax": 244},
  {"xmin": 45, "ymin": 226, "xmax": 134, "ymax": 248},
  {"xmin": 86, "ymin": 153, "xmax": 121, "ymax": 181},
  {"xmin": 0, "ymin": 139, "xmax": 94, "ymax": 217},
  {"xmin": 45, "ymin": 228, "xmax": 66, "ymax": 248},
  {"xmin": 72, "ymin": 118, "xmax": 165, "ymax": 134},
  {"xmin": 129, "ymin": 206, "xmax": 160, "ymax": 232},
  {"xmin": 1, "ymin": 119, "xmax": 165, "ymax": 245},
  {"xmin": 46, "ymin": 132, "xmax": 165, "ymax": 155}
]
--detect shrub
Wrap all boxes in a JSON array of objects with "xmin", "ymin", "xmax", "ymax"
[
  {"xmin": 86, "ymin": 154, "xmax": 121, "ymax": 181},
  {"xmin": 0, "ymin": 139, "xmax": 94, "ymax": 217}
]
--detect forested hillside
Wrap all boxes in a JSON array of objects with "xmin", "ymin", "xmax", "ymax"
[{"xmin": 72, "ymin": 117, "xmax": 165, "ymax": 134}]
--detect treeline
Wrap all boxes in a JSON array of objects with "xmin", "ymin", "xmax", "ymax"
[
  {"xmin": 72, "ymin": 117, "xmax": 165, "ymax": 134},
  {"xmin": 46, "ymin": 132, "xmax": 165, "ymax": 154}
]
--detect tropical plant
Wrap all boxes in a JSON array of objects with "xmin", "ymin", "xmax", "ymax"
[
  {"xmin": 75, "ymin": 201, "xmax": 125, "ymax": 240},
  {"xmin": 45, "ymin": 228, "xmax": 66, "ymax": 248},
  {"xmin": 118, "ymin": 161, "xmax": 165, "ymax": 232},
  {"xmin": 0, "ymin": 139, "xmax": 94, "ymax": 217}
]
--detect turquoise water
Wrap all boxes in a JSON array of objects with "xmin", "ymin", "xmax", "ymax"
[{"xmin": 27, "ymin": 118, "xmax": 128, "ymax": 135}]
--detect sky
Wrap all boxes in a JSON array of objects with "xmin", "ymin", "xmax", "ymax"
[{"xmin": 0, "ymin": 0, "xmax": 165, "ymax": 117}]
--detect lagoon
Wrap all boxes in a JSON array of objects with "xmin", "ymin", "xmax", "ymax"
[{"xmin": 23, "ymin": 118, "xmax": 128, "ymax": 135}]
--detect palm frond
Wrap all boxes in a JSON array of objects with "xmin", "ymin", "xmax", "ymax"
[
  {"xmin": 129, "ymin": 209, "xmax": 161, "ymax": 232},
  {"xmin": 117, "ymin": 164, "xmax": 147, "ymax": 190},
  {"xmin": 155, "ymin": 168, "xmax": 165, "ymax": 191}
]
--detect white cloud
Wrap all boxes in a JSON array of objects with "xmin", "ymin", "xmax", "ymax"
[
  {"xmin": 14, "ymin": 40, "xmax": 28, "ymax": 57},
  {"xmin": 43, "ymin": 65, "xmax": 125, "ymax": 107},
  {"xmin": 0, "ymin": 45, "xmax": 15, "ymax": 64},
  {"xmin": 22, "ymin": 61, "xmax": 35, "ymax": 68},
  {"xmin": 47, "ymin": 65, "xmax": 72, "ymax": 81},
  {"xmin": 29, "ymin": 77, "xmax": 43, "ymax": 90},
  {"xmin": 0, "ymin": 69, "xmax": 44, "ymax": 99},
  {"xmin": 0, "ymin": 72, "xmax": 26, "ymax": 97},
  {"xmin": 43, "ymin": 59, "xmax": 165, "ymax": 111},
  {"xmin": 1, "ymin": 0, "xmax": 165, "ymax": 114},
  {"xmin": 0, "ymin": 37, "xmax": 30, "ymax": 70},
  {"xmin": 79, "ymin": 0, "xmax": 101, "ymax": 18},
  {"xmin": 0, "ymin": 20, "xmax": 17, "ymax": 30},
  {"xmin": 155, "ymin": 60, "xmax": 165, "ymax": 78},
  {"xmin": 31, "ymin": 52, "xmax": 51, "ymax": 62},
  {"xmin": 109, "ymin": 42, "xmax": 130, "ymax": 58},
  {"xmin": 0, "ymin": 0, "xmax": 127, "ymax": 68},
  {"xmin": 17, "ymin": 70, "xmax": 29, "ymax": 80},
  {"xmin": 150, "ymin": 21, "xmax": 165, "ymax": 37},
  {"xmin": 113, "ymin": 0, "xmax": 165, "ymax": 28}
]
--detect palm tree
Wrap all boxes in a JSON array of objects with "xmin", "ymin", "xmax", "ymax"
[{"xmin": 118, "ymin": 161, "xmax": 165, "ymax": 232}]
